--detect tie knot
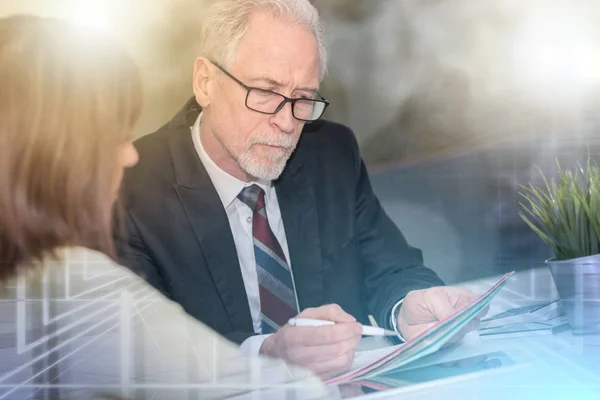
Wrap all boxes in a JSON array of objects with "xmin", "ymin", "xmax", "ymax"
[{"xmin": 237, "ymin": 184, "xmax": 265, "ymax": 212}]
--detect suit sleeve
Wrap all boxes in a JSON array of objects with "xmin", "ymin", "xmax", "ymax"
[
  {"xmin": 349, "ymin": 133, "xmax": 446, "ymax": 330},
  {"xmin": 115, "ymin": 208, "xmax": 169, "ymax": 297}
]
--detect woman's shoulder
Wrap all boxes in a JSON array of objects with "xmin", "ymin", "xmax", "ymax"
[
  {"xmin": 59, "ymin": 246, "xmax": 150, "ymax": 283},
  {"xmin": 57, "ymin": 247, "xmax": 262, "ymax": 365},
  {"xmin": 1, "ymin": 246, "xmax": 328, "ymax": 397},
  {"xmin": 61, "ymin": 246, "xmax": 130, "ymax": 269},
  {"xmin": 57, "ymin": 246, "xmax": 166, "ymax": 298},
  {"xmin": 52, "ymin": 247, "xmax": 139, "ymax": 285}
]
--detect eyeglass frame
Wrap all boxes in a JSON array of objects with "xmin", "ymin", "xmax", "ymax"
[{"xmin": 210, "ymin": 61, "xmax": 330, "ymax": 122}]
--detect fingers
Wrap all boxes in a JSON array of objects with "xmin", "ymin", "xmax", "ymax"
[
  {"xmin": 400, "ymin": 286, "xmax": 486, "ymax": 342},
  {"xmin": 450, "ymin": 289, "xmax": 488, "ymax": 323},
  {"xmin": 299, "ymin": 303, "xmax": 356, "ymax": 323},
  {"xmin": 270, "ymin": 316, "xmax": 362, "ymax": 379},
  {"xmin": 282, "ymin": 321, "xmax": 363, "ymax": 346},
  {"xmin": 402, "ymin": 313, "xmax": 481, "ymax": 344},
  {"xmin": 443, "ymin": 287, "xmax": 478, "ymax": 306},
  {"xmin": 398, "ymin": 288, "xmax": 444, "ymax": 340},
  {"xmin": 445, "ymin": 289, "xmax": 488, "ymax": 328},
  {"xmin": 427, "ymin": 289, "xmax": 459, "ymax": 321},
  {"xmin": 434, "ymin": 289, "xmax": 483, "ymax": 344},
  {"xmin": 287, "ymin": 334, "xmax": 361, "ymax": 364},
  {"xmin": 429, "ymin": 287, "xmax": 484, "ymax": 321},
  {"xmin": 401, "ymin": 287, "xmax": 475, "ymax": 325},
  {"xmin": 400, "ymin": 320, "xmax": 436, "ymax": 341},
  {"xmin": 399, "ymin": 289, "xmax": 438, "ymax": 325},
  {"xmin": 310, "ymin": 348, "xmax": 356, "ymax": 379}
]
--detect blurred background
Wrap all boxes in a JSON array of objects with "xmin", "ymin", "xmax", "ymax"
[{"xmin": 2, "ymin": 0, "xmax": 600, "ymax": 284}]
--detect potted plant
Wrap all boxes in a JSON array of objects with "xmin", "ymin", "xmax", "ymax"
[{"xmin": 518, "ymin": 157, "xmax": 600, "ymax": 334}]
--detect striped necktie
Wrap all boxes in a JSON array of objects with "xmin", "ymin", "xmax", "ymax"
[{"xmin": 237, "ymin": 184, "xmax": 299, "ymax": 333}]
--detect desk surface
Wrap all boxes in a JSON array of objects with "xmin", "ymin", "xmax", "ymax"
[{"xmin": 332, "ymin": 267, "xmax": 600, "ymax": 400}]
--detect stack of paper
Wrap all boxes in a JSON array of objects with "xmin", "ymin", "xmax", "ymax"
[
  {"xmin": 479, "ymin": 320, "xmax": 570, "ymax": 340},
  {"xmin": 326, "ymin": 272, "xmax": 515, "ymax": 385},
  {"xmin": 480, "ymin": 299, "xmax": 562, "ymax": 329},
  {"xmin": 478, "ymin": 299, "xmax": 570, "ymax": 340}
]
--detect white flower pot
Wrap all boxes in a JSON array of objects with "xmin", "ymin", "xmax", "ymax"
[{"xmin": 546, "ymin": 253, "xmax": 600, "ymax": 335}]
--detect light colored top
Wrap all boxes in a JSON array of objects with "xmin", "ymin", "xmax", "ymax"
[
  {"xmin": 0, "ymin": 246, "xmax": 330, "ymax": 400},
  {"xmin": 191, "ymin": 115, "xmax": 300, "ymax": 352}
]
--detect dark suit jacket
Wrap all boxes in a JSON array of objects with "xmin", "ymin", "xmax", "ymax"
[{"xmin": 117, "ymin": 98, "xmax": 444, "ymax": 344}]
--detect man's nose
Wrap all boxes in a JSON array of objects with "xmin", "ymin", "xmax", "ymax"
[{"xmin": 270, "ymin": 101, "xmax": 297, "ymax": 134}]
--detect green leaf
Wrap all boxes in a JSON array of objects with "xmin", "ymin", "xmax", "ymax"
[
  {"xmin": 518, "ymin": 153, "xmax": 600, "ymax": 260},
  {"xmin": 519, "ymin": 212, "xmax": 558, "ymax": 252}
]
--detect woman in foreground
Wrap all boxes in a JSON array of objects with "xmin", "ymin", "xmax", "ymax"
[{"xmin": 0, "ymin": 14, "xmax": 328, "ymax": 400}]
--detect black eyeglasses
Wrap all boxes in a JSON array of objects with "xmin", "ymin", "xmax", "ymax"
[{"xmin": 212, "ymin": 61, "xmax": 329, "ymax": 122}]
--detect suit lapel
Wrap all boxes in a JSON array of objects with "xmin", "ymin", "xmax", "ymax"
[
  {"xmin": 168, "ymin": 99, "xmax": 253, "ymax": 332},
  {"xmin": 276, "ymin": 158, "xmax": 324, "ymax": 310}
]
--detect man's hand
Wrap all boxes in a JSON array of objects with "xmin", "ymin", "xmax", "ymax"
[
  {"xmin": 398, "ymin": 286, "xmax": 488, "ymax": 343},
  {"xmin": 260, "ymin": 304, "xmax": 363, "ymax": 379}
]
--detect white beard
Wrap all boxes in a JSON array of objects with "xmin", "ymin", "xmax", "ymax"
[
  {"xmin": 237, "ymin": 133, "xmax": 298, "ymax": 180},
  {"xmin": 237, "ymin": 146, "xmax": 293, "ymax": 180}
]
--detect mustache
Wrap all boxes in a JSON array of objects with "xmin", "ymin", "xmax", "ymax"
[{"xmin": 248, "ymin": 133, "xmax": 297, "ymax": 148}]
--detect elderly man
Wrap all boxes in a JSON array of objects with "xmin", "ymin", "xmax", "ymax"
[{"xmin": 118, "ymin": 0, "xmax": 481, "ymax": 379}]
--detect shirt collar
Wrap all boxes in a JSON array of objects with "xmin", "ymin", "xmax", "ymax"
[{"xmin": 191, "ymin": 113, "xmax": 272, "ymax": 208}]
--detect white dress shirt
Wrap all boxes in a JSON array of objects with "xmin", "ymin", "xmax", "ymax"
[{"xmin": 191, "ymin": 114, "xmax": 300, "ymax": 354}]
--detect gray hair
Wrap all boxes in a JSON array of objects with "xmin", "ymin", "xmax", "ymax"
[{"xmin": 199, "ymin": 0, "xmax": 327, "ymax": 81}]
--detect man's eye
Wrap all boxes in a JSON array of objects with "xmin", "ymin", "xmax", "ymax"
[{"xmin": 254, "ymin": 90, "xmax": 277, "ymax": 98}]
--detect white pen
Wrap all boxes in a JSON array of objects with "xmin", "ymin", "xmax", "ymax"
[{"xmin": 288, "ymin": 318, "xmax": 399, "ymax": 337}]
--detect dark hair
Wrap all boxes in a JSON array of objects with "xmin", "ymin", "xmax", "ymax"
[{"xmin": 0, "ymin": 15, "xmax": 142, "ymax": 279}]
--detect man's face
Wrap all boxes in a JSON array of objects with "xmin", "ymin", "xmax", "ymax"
[{"xmin": 207, "ymin": 11, "xmax": 320, "ymax": 181}]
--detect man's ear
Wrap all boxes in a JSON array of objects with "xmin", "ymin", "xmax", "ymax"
[{"xmin": 193, "ymin": 57, "xmax": 213, "ymax": 108}]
